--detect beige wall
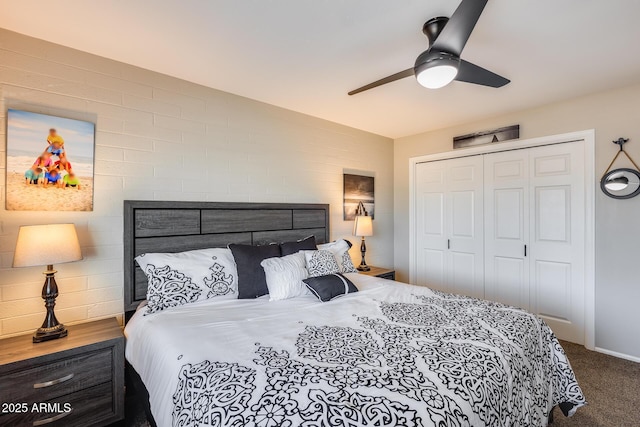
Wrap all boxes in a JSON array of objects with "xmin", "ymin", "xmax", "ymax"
[
  {"xmin": 0, "ymin": 29, "xmax": 394, "ymax": 338},
  {"xmin": 394, "ymin": 83, "xmax": 640, "ymax": 359}
]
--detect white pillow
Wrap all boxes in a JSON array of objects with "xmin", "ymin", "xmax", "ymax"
[
  {"xmin": 261, "ymin": 252, "xmax": 310, "ymax": 301},
  {"xmin": 318, "ymin": 239, "xmax": 358, "ymax": 273},
  {"xmin": 135, "ymin": 248, "xmax": 238, "ymax": 315},
  {"xmin": 304, "ymin": 249, "xmax": 341, "ymax": 277}
]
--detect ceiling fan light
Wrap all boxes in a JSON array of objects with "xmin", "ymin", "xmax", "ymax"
[{"xmin": 416, "ymin": 64, "xmax": 458, "ymax": 89}]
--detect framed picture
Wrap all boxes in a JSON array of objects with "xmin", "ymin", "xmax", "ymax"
[
  {"xmin": 343, "ymin": 173, "xmax": 374, "ymax": 220},
  {"xmin": 453, "ymin": 124, "xmax": 519, "ymax": 149},
  {"xmin": 6, "ymin": 109, "xmax": 95, "ymax": 211}
]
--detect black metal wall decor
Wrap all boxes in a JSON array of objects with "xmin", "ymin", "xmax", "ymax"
[{"xmin": 600, "ymin": 138, "xmax": 640, "ymax": 199}]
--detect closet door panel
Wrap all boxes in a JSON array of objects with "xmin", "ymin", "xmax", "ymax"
[
  {"xmin": 534, "ymin": 260, "xmax": 572, "ymax": 321},
  {"xmin": 415, "ymin": 155, "xmax": 483, "ymax": 297},
  {"xmin": 450, "ymin": 252, "xmax": 478, "ymax": 296},
  {"xmin": 529, "ymin": 142, "xmax": 585, "ymax": 344},
  {"xmin": 484, "ymin": 151, "xmax": 530, "ymax": 309},
  {"xmin": 495, "ymin": 189, "xmax": 524, "ymax": 239},
  {"xmin": 535, "ymin": 186, "xmax": 570, "ymax": 242},
  {"xmin": 415, "ymin": 161, "xmax": 448, "ymax": 290},
  {"xmin": 420, "ymin": 249, "xmax": 445, "ymax": 290},
  {"xmin": 492, "ymin": 256, "xmax": 527, "ymax": 308},
  {"xmin": 446, "ymin": 156, "xmax": 484, "ymax": 299}
]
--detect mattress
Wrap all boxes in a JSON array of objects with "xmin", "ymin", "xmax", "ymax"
[{"xmin": 125, "ymin": 273, "xmax": 585, "ymax": 427}]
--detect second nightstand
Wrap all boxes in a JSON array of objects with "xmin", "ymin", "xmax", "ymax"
[
  {"xmin": 359, "ymin": 266, "xmax": 396, "ymax": 281},
  {"xmin": 0, "ymin": 317, "xmax": 124, "ymax": 427}
]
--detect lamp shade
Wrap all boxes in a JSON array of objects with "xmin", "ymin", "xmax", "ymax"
[
  {"xmin": 13, "ymin": 224, "xmax": 82, "ymax": 268},
  {"xmin": 353, "ymin": 215, "xmax": 373, "ymax": 237}
]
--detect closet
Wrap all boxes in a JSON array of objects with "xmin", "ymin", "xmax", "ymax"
[{"xmin": 414, "ymin": 140, "xmax": 587, "ymax": 344}]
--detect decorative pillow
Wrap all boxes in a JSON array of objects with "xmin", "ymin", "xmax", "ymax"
[
  {"xmin": 303, "ymin": 273, "xmax": 358, "ymax": 302},
  {"xmin": 317, "ymin": 239, "xmax": 358, "ymax": 273},
  {"xmin": 280, "ymin": 235, "xmax": 317, "ymax": 256},
  {"xmin": 229, "ymin": 243, "xmax": 281, "ymax": 299},
  {"xmin": 135, "ymin": 248, "xmax": 238, "ymax": 315},
  {"xmin": 304, "ymin": 249, "xmax": 341, "ymax": 277},
  {"xmin": 261, "ymin": 252, "xmax": 310, "ymax": 301}
]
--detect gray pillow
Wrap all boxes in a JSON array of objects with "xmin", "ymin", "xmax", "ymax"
[
  {"xmin": 229, "ymin": 243, "xmax": 281, "ymax": 299},
  {"xmin": 280, "ymin": 235, "xmax": 317, "ymax": 256},
  {"xmin": 304, "ymin": 273, "xmax": 358, "ymax": 302}
]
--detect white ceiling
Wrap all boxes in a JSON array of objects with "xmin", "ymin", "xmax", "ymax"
[{"xmin": 2, "ymin": 1, "xmax": 640, "ymax": 138}]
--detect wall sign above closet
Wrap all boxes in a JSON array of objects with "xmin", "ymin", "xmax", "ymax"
[
  {"xmin": 600, "ymin": 138, "xmax": 640, "ymax": 199},
  {"xmin": 453, "ymin": 124, "xmax": 519, "ymax": 149}
]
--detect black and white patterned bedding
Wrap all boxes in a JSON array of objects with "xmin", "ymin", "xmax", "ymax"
[{"xmin": 125, "ymin": 274, "xmax": 585, "ymax": 427}]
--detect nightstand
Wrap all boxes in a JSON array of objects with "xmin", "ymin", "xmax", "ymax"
[
  {"xmin": 0, "ymin": 317, "xmax": 124, "ymax": 427},
  {"xmin": 359, "ymin": 266, "xmax": 396, "ymax": 280}
]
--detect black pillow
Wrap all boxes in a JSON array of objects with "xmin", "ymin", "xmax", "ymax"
[
  {"xmin": 280, "ymin": 235, "xmax": 317, "ymax": 256},
  {"xmin": 229, "ymin": 243, "xmax": 281, "ymax": 299},
  {"xmin": 303, "ymin": 273, "xmax": 358, "ymax": 302}
]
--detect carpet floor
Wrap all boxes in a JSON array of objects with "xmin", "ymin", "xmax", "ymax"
[
  {"xmin": 115, "ymin": 340, "xmax": 639, "ymax": 427},
  {"xmin": 552, "ymin": 340, "xmax": 640, "ymax": 427}
]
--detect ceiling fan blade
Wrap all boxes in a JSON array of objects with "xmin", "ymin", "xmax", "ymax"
[
  {"xmin": 431, "ymin": 0, "xmax": 488, "ymax": 56},
  {"xmin": 455, "ymin": 59, "xmax": 510, "ymax": 87},
  {"xmin": 348, "ymin": 68, "xmax": 414, "ymax": 95}
]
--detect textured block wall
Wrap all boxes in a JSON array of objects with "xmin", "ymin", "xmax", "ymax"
[{"xmin": 0, "ymin": 29, "xmax": 393, "ymax": 338}]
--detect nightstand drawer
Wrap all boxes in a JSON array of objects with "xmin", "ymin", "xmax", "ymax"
[
  {"xmin": 0, "ymin": 381, "xmax": 114, "ymax": 427},
  {"xmin": 359, "ymin": 266, "xmax": 395, "ymax": 281},
  {"xmin": 1, "ymin": 348, "xmax": 112, "ymax": 403}
]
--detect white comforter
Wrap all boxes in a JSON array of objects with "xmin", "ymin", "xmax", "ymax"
[{"xmin": 125, "ymin": 274, "xmax": 585, "ymax": 427}]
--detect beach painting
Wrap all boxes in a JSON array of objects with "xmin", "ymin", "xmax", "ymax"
[
  {"xmin": 6, "ymin": 109, "xmax": 95, "ymax": 211},
  {"xmin": 343, "ymin": 173, "xmax": 374, "ymax": 220}
]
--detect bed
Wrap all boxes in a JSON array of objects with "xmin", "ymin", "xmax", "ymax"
[{"xmin": 123, "ymin": 200, "xmax": 585, "ymax": 427}]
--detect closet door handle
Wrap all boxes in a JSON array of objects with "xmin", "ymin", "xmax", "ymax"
[
  {"xmin": 524, "ymin": 245, "xmax": 527, "ymax": 257},
  {"xmin": 447, "ymin": 239, "xmax": 450, "ymax": 250}
]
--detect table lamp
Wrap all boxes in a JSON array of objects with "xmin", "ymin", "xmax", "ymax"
[
  {"xmin": 353, "ymin": 202, "xmax": 373, "ymax": 271},
  {"xmin": 13, "ymin": 224, "xmax": 83, "ymax": 343}
]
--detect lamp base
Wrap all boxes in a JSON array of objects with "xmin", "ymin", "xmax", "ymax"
[
  {"xmin": 33, "ymin": 265, "xmax": 67, "ymax": 344},
  {"xmin": 357, "ymin": 236, "xmax": 370, "ymax": 271},
  {"xmin": 33, "ymin": 324, "xmax": 68, "ymax": 343}
]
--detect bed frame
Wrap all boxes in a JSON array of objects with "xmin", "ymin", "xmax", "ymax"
[
  {"xmin": 122, "ymin": 200, "xmax": 330, "ymax": 426},
  {"xmin": 123, "ymin": 200, "xmax": 331, "ymax": 319}
]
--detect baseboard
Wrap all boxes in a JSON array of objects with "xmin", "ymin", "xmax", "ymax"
[{"xmin": 594, "ymin": 347, "xmax": 640, "ymax": 363}]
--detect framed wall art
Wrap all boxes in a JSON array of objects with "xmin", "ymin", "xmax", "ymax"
[
  {"xmin": 343, "ymin": 173, "xmax": 374, "ymax": 220},
  {"xmin": 453, "ymin": 124, "xmax": 520, "ymax": 149},
  {"xmin": 6, "ymin": 109, "xmax": 95, "ymax": 211}
]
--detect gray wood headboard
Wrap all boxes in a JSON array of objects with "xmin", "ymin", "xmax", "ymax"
[{"xmin": 123, "ymin": 200, "xmax": 330, "ymax": 315}]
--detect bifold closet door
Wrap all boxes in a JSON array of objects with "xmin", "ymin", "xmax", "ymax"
[
  {"xmin": 446, "ymin": 156, "xmax": 484, "ymax": 299},
  {"xmin": 484, "ymin": 150, "xmax": 530, "ymax": 310},
  {"xmin": 415, "ymin": 160, "xmax": 447, "ymax": 290},
  {"xmin": 484, "ymin": 142, "xmax": 586, "ymax": 344},
  {"xmin": 415, "ymin": 141, "xmax": 587, "ymax": 343},
  {"xmin": 528, "ymin": 142, "xmax": 586, "ymax": 344},
  {"xmin": 415, "ymin": 156, "xmax": 484, "ymax": 298}
]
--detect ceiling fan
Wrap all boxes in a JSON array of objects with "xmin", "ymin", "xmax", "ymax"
[{"xmin": 348, "ymin": 0, "xmax": 510, "ymax": 95}]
